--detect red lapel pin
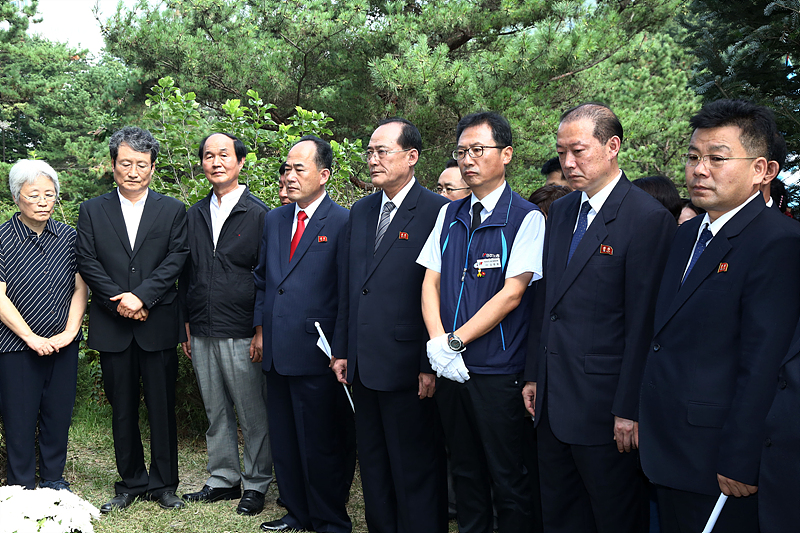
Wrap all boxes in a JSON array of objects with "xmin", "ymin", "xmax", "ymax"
[
  {"xmin": 600, "ymin": 244, "xmax": 613, "ymax": 255},
  {"xmin": 399, "ymin": 232, "xmax": 409, "ymax": 240},
  {"xmin": 718, "ymin": 262, "xmax": 728, "ymax": 273},
  {"xmin": 318, "ymin": 236, "xmax": 327, "ymax": 243}
]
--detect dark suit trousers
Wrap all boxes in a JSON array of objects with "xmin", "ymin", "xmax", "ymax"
[
  {"xmin": 656, "ymin": 485, "xmax": 759, "ymax": 533},
  {"xmin": 537, "ymin": 404, "xmax": 648, "ymax": 533},
  {"xmin": 436, "ymin": 373, "xmax": 533, "ymax": 533},
  {"xmin": 0, "ymin": 342, "xmax": 78, "ymax": 488},
  {"xmin": 265, "ymin": 369, "xmax": 355, "ymax": 533},
  {"xmin": 352, "ymin": 372, "xmax": 448, "ymax": 533},
  {"xmin": 100, "ymin": 339, "xmax": 179, "ymax": 497}
]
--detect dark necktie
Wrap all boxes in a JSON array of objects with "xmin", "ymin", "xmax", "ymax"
[
  {"xmin": 290, "ymin": 210, "xmax": 307, "ymax": 261},
  {"xmin": 683, "ymin": 224, "xmax": 713, "ymax": 284},
  {"xmin": 471, "ymin": 202, "xmax": 483, "ymax": 233},
  {"xmin": 374, "ymin": 201, "xmax": 395, "ymax": 254},
  {"xmin": 568, "ymin": 201, "xmax": 592, "ymax": 263}
]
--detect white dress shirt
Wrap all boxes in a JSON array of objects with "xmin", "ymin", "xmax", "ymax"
[
  {"xmin": 573, "ymin": 171, "xmax": 623, "ymax": 232},
  {"xmin": 292, "ymin": 192, "xmax": 327, "ymax": 236},
  {"xmin": 210, "ymin": 184, "xmax": 246, "ymax": 247},
  {"xmin": 117, "ymin": 188, "xmax": 147, "ymax": 250}
]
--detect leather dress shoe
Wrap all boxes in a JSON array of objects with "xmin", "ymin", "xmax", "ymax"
[
  {"xmin": 237, "ymin": 490, "xmax": 265, "ymax": 516},
  {"xmin": 182, "ymin": 484, "xmax": 241, "ymax": 502},
  {"xmin": 157, "ymin": 491, "xmax": 186, "ymax": 510},
  {"xmin": 260, "ymin": 519, "xmax": 305, "ymax": 531},
  {"xmin": 100, "ymin": 493, "xmax": 136, "ymax": 513}
]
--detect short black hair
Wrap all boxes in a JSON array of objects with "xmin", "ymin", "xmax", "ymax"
[
  {"xmin": 445, "ymin": 158, "xmax": 459, "ymax": 170},
  {"xmin": 770, "ymin": 131, "xmax": 788, "ymax": 171},
  {"xmin": 279, "ymin": 161, "xmax": 287, "ymax": 176},
  {"xmin": 110, "ymin": 126, "xmax": 159, "ymax": 164},
  {"xmin": 689, "ymin": 99, "xmax": 777, "ymax": 159},
  {"xmin": 632, "ymin": 175, "xmax": 682, "ymax": 221},
  {"xmin": 377, "ymin": 118, "xmax": 422, "ymax": 154},
  {"xmin": 682, "ymin": 198, "xmax": 706, "ymax": 217},
  {"xmin": 197, "ymin": 132, "xmax": 248, "ymax": 162},
  {"xmin": 528, "ymin": 184, "xmax": 570, "ymax": 217},
  {"xmin": 541, "ymin": 157, "xmax": 561, "ymax": 175},
  {"xmin": 295, "ymin": 135, "xmax": 333, "ymax": 171},
  {"xmin": 560, "ymin": 102, "xmax": 624, "ymax": 145},
  {"xmin": 771, "ymin": 178, "xmax": 789, "ymax": 210},
  {"xmin": 456, "ymin": 111, "xmax": 512, "ymax": 148}
]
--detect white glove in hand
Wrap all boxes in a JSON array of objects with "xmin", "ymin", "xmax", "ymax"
[{"xmin": 446, "ymin": 353, "xmax": 470, "ymax": 383}]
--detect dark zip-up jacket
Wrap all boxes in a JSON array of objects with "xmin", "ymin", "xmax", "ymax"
[{"xmin": 179, "ymin": 186, "xmax": 268, "ymax": 338}]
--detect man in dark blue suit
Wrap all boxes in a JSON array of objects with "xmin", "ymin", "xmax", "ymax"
[
  {"xmin": 332, "ymin": 118, "xmax": 449, "ymax": 533},
  {"xmin": 523, "ymin": 103, "xmax": 675, "ymax": 533},
  {"xmin": 760, "ymin": 318, "xmax": 800, "ymax": 533},
  {"xmin": 254, "ymin": 136, "xmax": 354, "ymax": 532},
  {"xmin": 639, "ymin": 99, "xmax": 800, "ymax": 533}
]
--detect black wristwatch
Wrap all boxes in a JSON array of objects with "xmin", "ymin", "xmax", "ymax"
[{"xmin": 447, "ymin": 332, "xmax": 466, "ymax": 352}]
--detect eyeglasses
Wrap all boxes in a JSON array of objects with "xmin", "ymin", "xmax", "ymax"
[
  {"xmin": 683, "ymin": 153, "xmax": 757, "ymax": 168},
  {"xmin": 435, "ymin": 186, "xmax": 470, "ymax": 195},
  {"xmin": 452, "ymin": 145, "xmax": 505, "ymax": 160},
  {"xmin": 360, "ymin": 148, "xmax": 412, "ymax": 163},
  {"xmin": 20, "ymin": 193, "xmax": 57, "ymax": 204}
]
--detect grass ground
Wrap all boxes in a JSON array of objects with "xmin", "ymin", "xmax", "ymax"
[{"xmin": 63, "ymin": 400, "xmax": 459, "ymax": 533}]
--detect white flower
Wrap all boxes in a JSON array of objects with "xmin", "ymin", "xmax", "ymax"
[{"xmin": 0, "ymin": 485, "xmax": 100, "ymax": 533}]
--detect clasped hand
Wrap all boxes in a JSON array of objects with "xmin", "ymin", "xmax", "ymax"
[{"xmin": 426, "ymin": 333, "xmax": 470, "ymax": 383}]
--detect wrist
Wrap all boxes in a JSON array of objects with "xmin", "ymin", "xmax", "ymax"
[{"xmin": 447, "ymin": 332, "xmax": 466, "ymax": 352}]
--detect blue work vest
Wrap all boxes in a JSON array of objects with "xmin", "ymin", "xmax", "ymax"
[{"xmin": 439, "ymin": 186, "xmax": 539, "ymax": 374}]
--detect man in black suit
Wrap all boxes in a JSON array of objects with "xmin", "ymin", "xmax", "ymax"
[
  {"xmin": 76, "ymin": 126, "xmax": 189, "ymax": 513},
  {"xmin": 522, "ymin": 103, "xmax": 675, "ymax": 533},
  {"xmin": 255, "ymin": 135, "xmax": 354, "ymax": 532},
  {"xmin": 332, "ymin": 118, "xmax": 449, "ymax": 533},
  {"xmin": 639, "ymin": 99, "xmax": 800, "ymax": 533}
]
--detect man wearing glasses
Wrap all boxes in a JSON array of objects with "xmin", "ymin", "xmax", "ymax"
[
  {"xmin": 332, "ymin": 118, "xmax": 449, "ymax": 532},
  {"xmin": 639, "ymin": 99, "xmax": 800, "ymax": 533},
  {"xmin": 436, "ymin": 159, "xmax": 470, "ymax": 201},
  {"xmin": 418, "ymin": 111, "xmax": 545, "ymax": 533},
  {"xmin": 523, "ymin": 103, "xmax": 674, "ymax": 533}
]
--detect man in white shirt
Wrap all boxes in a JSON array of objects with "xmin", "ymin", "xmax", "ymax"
[
  {"xmin": 179, "ymin": 133, "xmax": 272, "ymax": 516},
  {"xmin": 419, "ymin": 111, "xmax": 545, "ymax": 533}
]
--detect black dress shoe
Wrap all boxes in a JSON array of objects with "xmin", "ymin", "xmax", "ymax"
[
  {"xmin": 260, "ymin": 519, "xmax": 305, "ymax": 531},
  {"xmin": 237, "ymin": 490, "xmax": 265, "ymax": 516},
  {"xmin": 157, "ymin": 491, "xmax": 186, "ymax": 510},
  {"xmin": 182, "ymin": 484, "xmax": 241, "ymax": 502},
  {"xmin": 100, "ymin": 493, "xmax": 136, "ymax": 514}
]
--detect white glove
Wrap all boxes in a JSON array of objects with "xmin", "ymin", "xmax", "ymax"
[
  {"xmin": 443, "ymin": 353, "xmax": 470, "ymax": 383},
  {"xmin": 426, "ymin": 333, "xmax": 457, "ymax": 375}
]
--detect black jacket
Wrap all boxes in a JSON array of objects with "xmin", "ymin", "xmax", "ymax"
[{"xmin": 179, "ymin": 186, "xmax": 268, "ymax": 338}]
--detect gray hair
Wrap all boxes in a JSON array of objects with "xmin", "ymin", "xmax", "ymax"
[
  {"xmin": 8, "ymin": 159, "xmax": 60, "ymax": 202},
  {"xmin": 109, "ymin": 126, "xmax": 160, "ymax": 163}
]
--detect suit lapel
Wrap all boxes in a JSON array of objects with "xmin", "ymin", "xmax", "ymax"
[
  {"xmin": 131, "ymin": 190, "xmax": 164, "ymax": 260},
  {"xmin": 550, "ymin": 177, "xmax": 629, "ymax": 308},
  {"xmin": 101, "ymin": 191, "xmax": 133, "ymax": 256},
  {"xmin": 365, "ymin": 182, "xmax": 420, "ymax": 282},
  {"xmin": 283, "ymin": 196, "xmax": 332, "ymax": 280},
  {"xmin": 655, "ymin": 196, "xmax": 765, "ymax": 334}
]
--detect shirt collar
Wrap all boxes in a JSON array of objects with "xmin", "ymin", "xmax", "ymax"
[
  {"xmin": 381, "ymin": 177, "xmax": 416, "ymax": 209},
  {"xmin": 700, "ymin": 191, "xmax": 762, "ymax": 238},
  {"xmin": 470, "ymin": 181, "xmax": 506, "ymax": 214},
  {"xmin": 117, "ymin": 187, "xmax": 148, "ymax": 207},
  {"xmin": 211, "ymin": 184, "xmax": 246, "ymax": 210},
  {"xmin": 295, "ymin": 191, "xmax": 327, "ymax": 220},
  {"xmin": 10, "ymin": 213, "xmax": 59, "ymax": 240},
  {"xmin": 580, "ymin": 170, "xmax": 622, "ymax": 214}
]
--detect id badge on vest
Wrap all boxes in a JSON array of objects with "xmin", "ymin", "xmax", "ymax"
[{"xmin": 474, "ymin": 254, "xmax": 501, "ymax": 278}]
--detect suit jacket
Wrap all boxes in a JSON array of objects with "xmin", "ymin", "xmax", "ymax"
[
  {"xmin": 254, "ymin": 195, "xmax": 349, "ymax": 376},
  {"xmin": 526, "ymin": 175, "xmax": 675, "ymax": 445},
  {"xmin": 334, "ymin": 181, "xmax": 448, "ymax": 392},
  {"xmin": 760, "ymin": 318, "xmax": 800, "ymax": 533},
  {"xmin": 76, "ymin": 189, "xmax": 189, "ymax": 353},
  {"xmin": 639, "ymin": 197, "xmax": 800, "ymax": 496}
]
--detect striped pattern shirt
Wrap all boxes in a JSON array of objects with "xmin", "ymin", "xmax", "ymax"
[{"xmin": 0, "ymin": 214, "xmax": 80, "ymax": 352}]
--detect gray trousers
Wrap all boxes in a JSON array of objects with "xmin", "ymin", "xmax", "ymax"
[{"xmin": 192, "ymin": 336, "xmax": 273, "ymax": 492}]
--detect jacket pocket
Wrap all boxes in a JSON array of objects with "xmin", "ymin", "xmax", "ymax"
[
  {"xmin": 687, "ymin": 401, "xmax": 729, "ymax": 428},
  {"xmin": 306, "ymin": 318, "xmax": 335, "ymax": 335},
  {"xmin": 584, "ymin": 354, "xmax": 623, "ymax": 375}
]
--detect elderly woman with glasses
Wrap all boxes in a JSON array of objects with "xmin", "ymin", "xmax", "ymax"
[{"xmin": 0, "ymin": 159, "xmax": 88, "ymax": 490}]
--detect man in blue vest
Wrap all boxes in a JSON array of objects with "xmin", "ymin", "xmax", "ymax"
[{"xmin": 418, "ymin": 111, "xmax": 545, "ymax": 533}]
